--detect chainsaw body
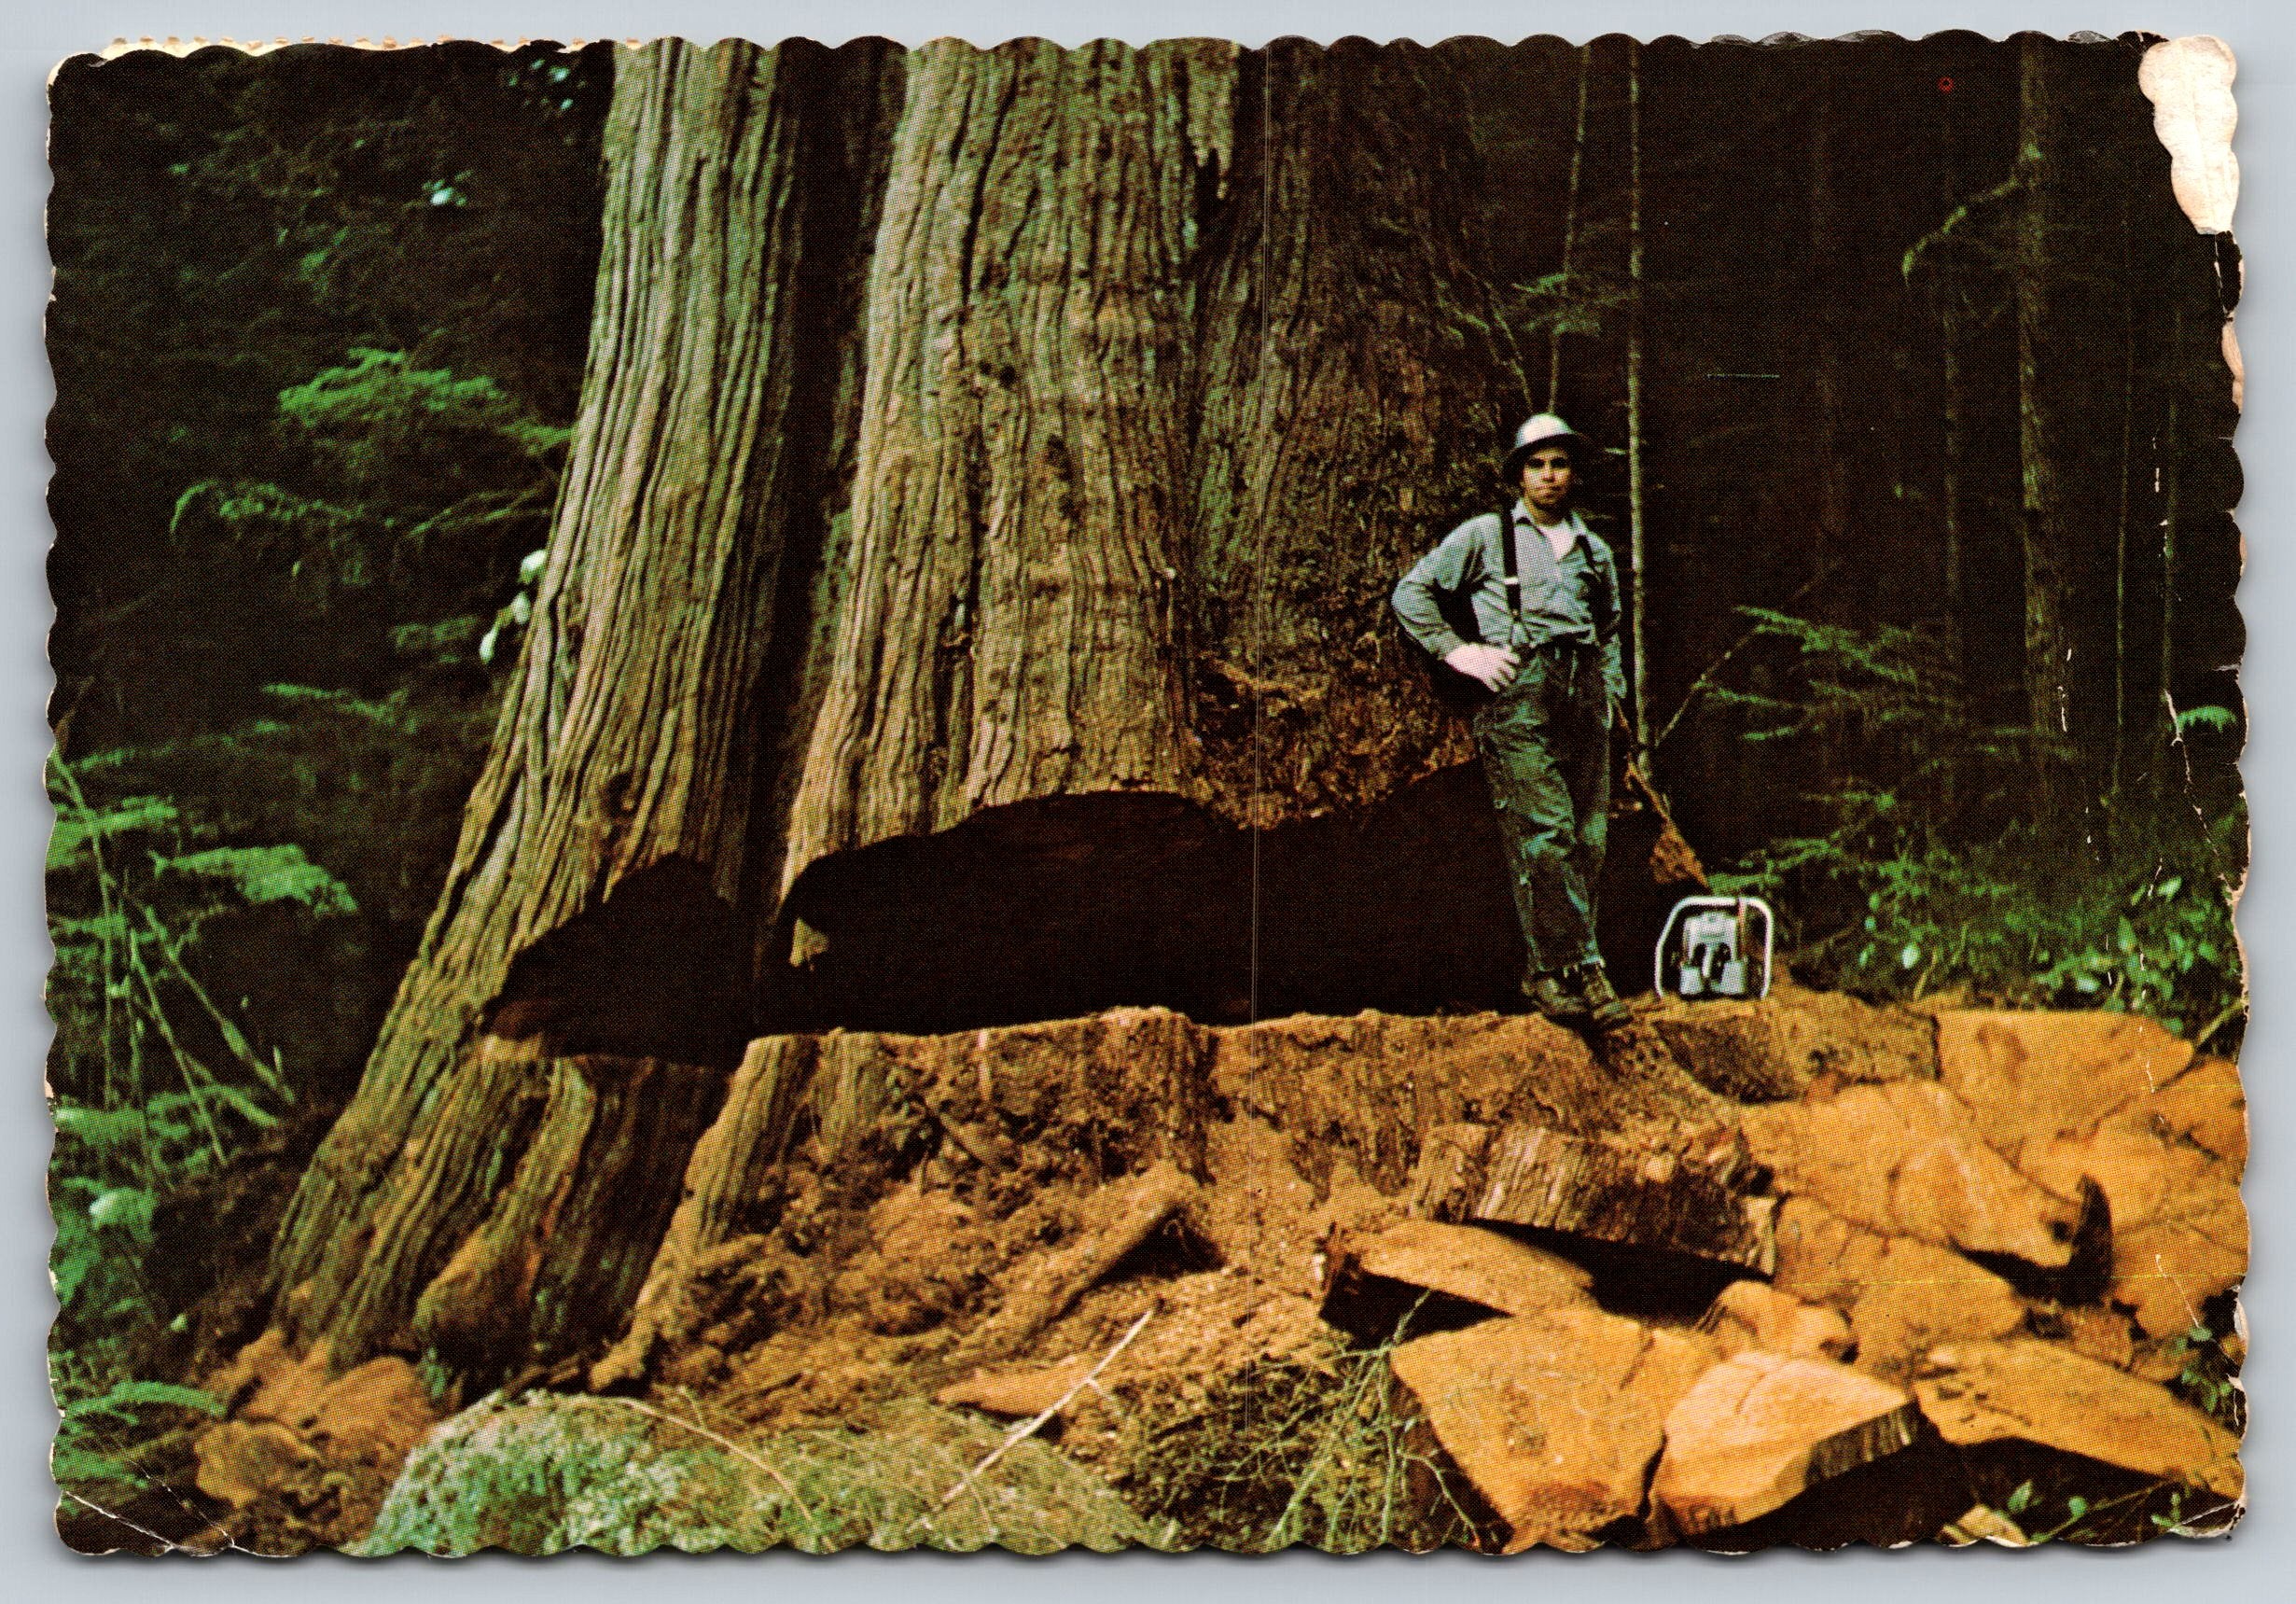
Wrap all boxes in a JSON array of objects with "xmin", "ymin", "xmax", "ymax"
[{"xmin": 1653, "ymin": 895, "xmax": 1775, "ymax": 1000}]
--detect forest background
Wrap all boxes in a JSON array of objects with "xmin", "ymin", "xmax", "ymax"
[{"xmin": 41, "ymin": 25, "xmax": 2244, "ymax": 1526}]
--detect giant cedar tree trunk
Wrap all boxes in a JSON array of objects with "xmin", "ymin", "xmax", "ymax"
[{"xmin": 265, "ymin": 36, "xmax": 1510, "ymax": 1381}]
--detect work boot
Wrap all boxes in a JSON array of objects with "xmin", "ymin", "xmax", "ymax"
[
  {"xmin": 1522, "ymin": 969, "xmax": 1590, "ymax": 1023},
  {"xmin": 1575, "ymin": 963, "xmax": 1634, "ymax": 1030}
]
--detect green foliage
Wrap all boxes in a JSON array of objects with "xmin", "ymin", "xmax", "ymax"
[
  {"xmin": 278, "ymin": 346, "xmax": 569, "ymax": 472},
  {"xmin": 156, "ymin": 844, "xmax": 356, "ymax": 915},
  {"xmin": 1697, "ymin": 607, "xmax": 2244, "ymax": 1040},
  {"xmin": 52, "ymin": 1377, "xmax": 223, "ymax": 1497},
  {"xmin": 363, "ymin": 1394, "xmax": 1151, "ymax": 1555},
  {"xmin": 47, "ymin": 44, "xmax": 607, "ymax": 1515},
  {"xmin": 165, "ymin": 345, "xmax": 565, "ymax": 671},
  {"xmin": 47, "ymin": 746, "xmax": 342, "ymax": 1480},
  {"xmin": 2166, "ymin": 1323, "xmax": 2243, "ymax": 1424},
  {"xmin": 1123, "ymin": 1337, "xmax": 1482, "ymax": 1552}
]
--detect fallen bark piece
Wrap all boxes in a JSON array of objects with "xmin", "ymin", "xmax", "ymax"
[
  {"xmin": 1323, "ymin": 1219, "xmax": 1593, "ymax": 1337},
  {"xmin": 936, "ymin": 1357, "xmax": 1097, "ymax": 1418},
  {"xmin": 1770, "ymin": 1198, "xmax": 2025, "ymax": 1384},
  {"xmin": 1741, "ymin": 1080, "xmax": 2080, "ymax": 1266},
  {"xmin": 1936, "ymin": 1010, "xmax": 2194, "ymax": 1159},
  {"xmin": 301, "ymin": 1356, "xmax": 442, "ymax": 1467},
  {"xmin": 1650, "ymin": 1350, "xmax": 1921, "ymax": 1537},
  {"xmin": 1389, "ymin": 1306, "xmax": 1717, "ymax": 1552},
  {"xmin": 1420, "ymin": 1123, "xmax": 1775, "ymax": 1274},
  {"xmin": 1700, "ymin": 1280, "xmax": 1852, "ymax": 1362},
  {"xmin": 208, "ymin": 1327, "xmax": 334, "ymax": 1431},
  {"xmin": 1912, "ymin": 1338, "xmax": 2242, "ymax": 1500},
  {"xmin": 966, "ymin": 1161, "xmax": 1200, "ymax": 1360}
]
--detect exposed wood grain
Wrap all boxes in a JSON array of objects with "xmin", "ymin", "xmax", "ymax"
[
  {"xmin": 1913, "ymin": 1337, "xmax": 2242, "ymax": 1500},
  {"xmin": 1422, "ymin": 1122, "xmax": 1776, "ymax": 1273},
  {"xmin": 1651, "ymin": 1351, "xmax": 1921, "ymax": 1537}
]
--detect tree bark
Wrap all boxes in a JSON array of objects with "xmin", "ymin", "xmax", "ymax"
[
  {"xmin": 1181, "ymin": 38, "xmax": 1504, "ymax": 823},
  {"xmin": 267, "ymin": 38, "xmax": 901, "ymax": 1370},
  {"xmin": 780, "ymin": 38, "xmax": 1236, "ymax": 895}
]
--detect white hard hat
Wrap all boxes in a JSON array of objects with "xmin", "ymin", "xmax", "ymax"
[{"xmin": 1504, "ymin": 413, "xmax": 1594, "ymax": 477}]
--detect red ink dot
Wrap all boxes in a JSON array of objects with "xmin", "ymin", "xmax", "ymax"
[{"xmin": 1939, "ymin": 77, "xmax": 1955, "ymax": 92}]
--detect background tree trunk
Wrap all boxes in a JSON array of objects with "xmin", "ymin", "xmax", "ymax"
[{"xmin": 2017, "ymin": 36, "xmax": 2074, "ymax": 795}]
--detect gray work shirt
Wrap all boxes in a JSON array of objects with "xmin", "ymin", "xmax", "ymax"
[{"xmin": 1393, "ymin": 503, "xmax": 1626, "ymax": 702}]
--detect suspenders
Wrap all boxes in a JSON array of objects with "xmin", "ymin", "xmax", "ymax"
[
  {"xmin": 1498, "ymin": 508, "xmax": 1613, "ymax": 653},
  {"xmin": 1497, "ymin": 505, "xmax": 1524, "ymax": 644}
]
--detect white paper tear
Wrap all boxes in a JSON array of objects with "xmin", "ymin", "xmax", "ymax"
[{"xmin": 2139, "ymin": 36, "xmax": 2238, "ymax": 234}]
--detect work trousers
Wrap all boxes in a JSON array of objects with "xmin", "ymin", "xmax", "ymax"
[{"xmin": 1474, "ymin": 639, "xmax": 1611, "ymax": 976}]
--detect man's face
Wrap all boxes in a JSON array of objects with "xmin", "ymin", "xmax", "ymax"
[{"xmin": 1520, "ymin": 445, "xmax": 1574, "ymax": 513}]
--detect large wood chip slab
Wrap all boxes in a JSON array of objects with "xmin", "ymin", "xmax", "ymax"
[
  {"xmin": 1936, "ymin": 1010, "xmax": 2194, "ymax": 1158},
  {"xmin": 1741, "ymin": 1080, "xmax": 2080, "ymax": 1266},
  {"xmin": 2017, "ymin": 1114, "xmax": 2247, "ymax": 1338},
  {"xmin": 2135, "ymin": 1055, "xmax": 2247, "ymax": 1165},
  {"xmin": 1913, "ymin": 1338, "xmax": 2242, "ymax": 1500},
  {"xmin": 1418, "ymin": 1123, "xmax": 1775, "ymax": 1273},
  {"xmin": 1651, "ymin": 1351, "xmax": 1921, "ymax": 1536},
  {"xmin": 1329, "ymin": 1219, "xmax": 1593, "ymax": 1320},
  {"xmin": 1770, "ymin": 1198, "xmax": 2025, "ymax": 1384},
  {"xmin": 1390, "ymin": 1306, "xmax": 1718, "ymax": 1552},
  {"xmin": 937, "ymin": 1356, "xmax": 1097, "ymax": 1417}
]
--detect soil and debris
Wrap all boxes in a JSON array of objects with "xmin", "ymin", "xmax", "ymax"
[{"xmin": 71, "ymin": 984, "xmax": 2247, "ymax": 1555}]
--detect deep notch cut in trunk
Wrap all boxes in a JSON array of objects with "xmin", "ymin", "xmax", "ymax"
[
  {"xmin": 480, "ymin": 857, "xmax": 747, "ymax": 1067},
  {"xmin": 772, "ymin": 770, "xmax": 1692, "ymax": 1036}
]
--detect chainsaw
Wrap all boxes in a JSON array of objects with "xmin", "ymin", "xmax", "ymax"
[{"xmin": 1653, "ymin": 895, "xmax": 1775, "ymax": 1000}]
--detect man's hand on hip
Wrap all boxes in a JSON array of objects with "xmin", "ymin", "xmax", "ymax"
[{"xmin": 1444, "ymin": 643, "xmax": 1519, "ymax": 691}]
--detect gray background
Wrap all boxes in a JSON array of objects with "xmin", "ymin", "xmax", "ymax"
[{"xmin": 5, "ymin": 0, "xmax": 2283, "ymax": 1593}]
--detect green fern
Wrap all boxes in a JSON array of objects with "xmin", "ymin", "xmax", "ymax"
[{"xmin": 155, "ymin": 844, "xmax": 355, "ymax": 914}]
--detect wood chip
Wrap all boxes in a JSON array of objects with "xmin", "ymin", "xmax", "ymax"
[
  {"xmin": 936, "ymin": 1356, "xmax": 1098, "ymax": 1417},
  {"xmin": 1327, "ymin": 1219, "xmax": 1593, "ymax": 1329},
  {"xmin": 2016, "ymin": 1112, "xmax": 2247, "ymax": 1337},
  {"xmin": 1913, "ymin": 1338, "xmax": 2242, "ymax": 1500},
  {"xmin": 1699, "ymin": 1280, "xmax": 1851, "ymax": 1362},
  {"xmin": 1419, "ymin": 1123, "xmax": 1775, "ymax": 1273},
  {"xmin": 191, "ymin": 1419, "xmax": 321, "ymax": 1511},
  {"xmin": 1650, "ymin": 1351, "xmax": 1921, "ymax": 1536},
  {"xmin": 1741, "ymin": 1080, "xmax": 2080, "ymax": 1266},
  {"xmin": 1390, "ymin": 1306, "xmax": 1717, "ymax": 1552},
  {"xmin": 1770, "ymin": 1198, "xmax": 2025, "ymax": 1385},
  {"xmin": 1935, "ymin": 1010, "xmax": 2194, "ymax": 1159}
]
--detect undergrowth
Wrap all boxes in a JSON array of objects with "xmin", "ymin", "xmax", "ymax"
[
  {"xmin": 1684, "ymin": 607, "xmax": 2244, "ymax": 1043},
  {"xmin": 362, "ymin": 1394, "xmax": 1150, "ymax": 1555},
  {"xmin": 1120, "ymin": 1337, "xmax": 1487, "ymax": 1552}
]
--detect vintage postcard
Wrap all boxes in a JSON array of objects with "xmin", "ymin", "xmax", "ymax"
[{"xmin": 46, "ymin": 28, "xmax": 2245, "ymax": 1555}]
